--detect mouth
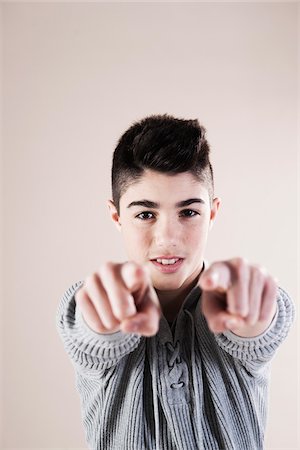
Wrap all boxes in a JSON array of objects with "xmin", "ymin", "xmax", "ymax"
[{"xmin": 150, "ymin": 257, "xmax": 184, "ymax": 273}]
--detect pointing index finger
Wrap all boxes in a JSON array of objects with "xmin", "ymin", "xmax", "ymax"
[
  {"xmin": 199, "ymin": 262, "xmax": 232, "ymax": 293},
  {"xmin": 121, "ymin": 261, "xmax": 147, "ymax": 293}
]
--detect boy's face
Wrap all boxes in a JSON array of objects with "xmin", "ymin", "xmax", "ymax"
[{"xmin": 108, "ymin": 170, "xmax": 220, "ymax": 292}]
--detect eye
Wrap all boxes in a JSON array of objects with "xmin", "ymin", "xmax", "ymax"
[
  {"xmin": 180, "ymin": 209, "xmax": 200, "ymax": 218},
  {"xmin": 135, "ymin": 211, "xmax": 155, "ymax": 220}
]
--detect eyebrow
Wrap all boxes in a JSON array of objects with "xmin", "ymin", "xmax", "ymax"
[{"xmin": 126, "ymin": 198, "xmax": 206, "ymax": 209}]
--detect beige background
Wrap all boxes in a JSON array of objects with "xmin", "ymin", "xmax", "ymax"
[{"xmin": 1, "ymin": 1, "xmax": 299, "ymax": 449}]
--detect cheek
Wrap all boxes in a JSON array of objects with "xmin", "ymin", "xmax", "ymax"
[
  {"xmin": 122, "ymin": 226, "xmax": 150, "ymax": 251},
  {"xmin": 185, "ymin": 222, "xmax": 208, "ymax": 246}
]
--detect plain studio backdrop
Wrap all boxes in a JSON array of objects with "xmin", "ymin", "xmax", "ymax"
[{"xmin": 0, "ymin": 1, "xmax": 298, "ymax": 449}]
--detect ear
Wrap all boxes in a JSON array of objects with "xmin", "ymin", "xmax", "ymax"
[
  {"xmin": 209, "ymin": 197, "xmax": 221, "ymax": 230},
  {"xmin": 107, "ymin": 199, "xmax": 122, "ymax": 231}
]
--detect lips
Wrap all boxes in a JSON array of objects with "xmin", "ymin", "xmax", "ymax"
[
  {"xmin": 151, "ymin": 255, "xmax": 182, "ymax": 260},
  {"xmin": 150, "ymin": 257, "xmax": 184, "ymax": 273}
]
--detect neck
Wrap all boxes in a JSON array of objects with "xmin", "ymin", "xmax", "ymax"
[{"xmin": 155, "ymin": 261, "xmax": 204, "ymax": 322}]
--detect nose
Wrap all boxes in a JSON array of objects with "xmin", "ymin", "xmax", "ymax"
[{"xmin": 153, "ymin": 216, "xmax": 180, "ymax": 248}]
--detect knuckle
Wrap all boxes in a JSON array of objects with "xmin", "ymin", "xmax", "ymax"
[
  {"xmin": 84, "ymin": 273, "xmax": 98, "ymax": 288},
  {"xmin": 252, "ymin": 265, "xmax": 266, "ymax": 282},
  {"xmin": 100, "ymin": 261, "xmax": 115, "ymax": 276},
  {"xmin": 266, "ymin": 274, "xmax": 276, "ymax": 285},
  {"xmin": 233, "ymin": 257, "xmax": 248, "ymax": 276},
  {"xmin": 236, "ymin": 257, "xmax": 247, "ymax": 267},
  {"xmin": 90, "ymin": 272, "xmax": 100, "ymax": 285},
  {"xmin": 256, "ymin": 265, "xmax": 267, "ymax": 275}
]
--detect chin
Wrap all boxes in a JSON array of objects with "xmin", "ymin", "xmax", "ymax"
[{"xmin": 151, "ymin": 275, "xmax": 185, "ymax": 291}]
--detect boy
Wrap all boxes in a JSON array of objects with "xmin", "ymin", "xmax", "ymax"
[{"xmin": 56, "ymin": 114, "xmax": 294, "ymax": 450}]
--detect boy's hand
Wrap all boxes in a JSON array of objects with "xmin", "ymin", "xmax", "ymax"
[
  {"xmin": 199, "ymin": 258, "xmax": 278, "ymax": 337},
  {"xmin": 75, "ymin": 261, "xmax": 162, "ymax": 336}
]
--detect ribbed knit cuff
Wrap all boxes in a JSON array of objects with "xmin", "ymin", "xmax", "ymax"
[
  {"xmin": 57, "ymin": 280, "xmax": 142, "ymax": 371},
  {"xmin": 214, "ymin": 286, "xmax": 295, "ymax": 364}
]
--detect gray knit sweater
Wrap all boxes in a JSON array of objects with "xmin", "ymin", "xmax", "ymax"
[{"xmin": 56, "ymin": 280, "xmax": 294, "ymax": 450}]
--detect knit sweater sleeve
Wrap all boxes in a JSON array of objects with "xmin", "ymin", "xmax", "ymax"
[
  {"xmin": 213, "ymin": 286, "xmax": 295, "ymax": 373},
  {"xmin": 56, "ymin": 281, "xmax": 142, "ymax": 375}
]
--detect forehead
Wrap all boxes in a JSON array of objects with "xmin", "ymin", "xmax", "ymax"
[{"xmin": 120, "ymin": 170, "xmax": 209, "ymax": 205}]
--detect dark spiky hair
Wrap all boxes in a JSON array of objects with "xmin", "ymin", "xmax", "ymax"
[{"xmin": 111, "ymin": 113, "xmax": 214, "ymax": 214}]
